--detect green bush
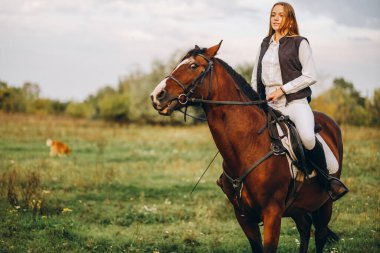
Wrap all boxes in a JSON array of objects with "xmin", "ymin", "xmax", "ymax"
[
  {"xmin": 97, "ymin": 93, "xmax": 129, "ymax": 122},
  {"xmin": 65, "ymin": 102, "xmax": 95, "ymax": 118}
]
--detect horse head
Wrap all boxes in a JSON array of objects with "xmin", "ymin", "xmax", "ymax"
[{"xmin": 150, "ymin": 41, "xmax": 222, "ymax": 115}]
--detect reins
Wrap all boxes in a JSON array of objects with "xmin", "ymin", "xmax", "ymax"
[
  {"xmin": 178, "ymin": 98, "xmax": 268, "ymax": 123},
  {"xmin": 188, "ymin": 97, "xmax": 268, "ymax": 105}
]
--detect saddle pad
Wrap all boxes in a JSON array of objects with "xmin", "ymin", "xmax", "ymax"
[{"xmin": 276, "ymin": 124, "xmax": 338, "ymax": 179}]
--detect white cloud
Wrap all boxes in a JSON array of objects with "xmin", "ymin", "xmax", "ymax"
[
  {"xmin": 294, "ymin": 0, "xmax": 380, "ymax": 29},
  {"xmin": 0, "ymin": 0, "xmax": 378, "ymax": 100}
]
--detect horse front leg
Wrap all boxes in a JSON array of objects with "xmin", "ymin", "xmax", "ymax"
[
  {"xmin": 262, "ymin": 205, "xmax": 283, "ymax": 253},
  {"xmin": 217, "ymin": 173, "xmax": 263, "ymax": 252},
  {"xmin": 233, "ymin": 208, "xmax": 263, "ymax": 253}
]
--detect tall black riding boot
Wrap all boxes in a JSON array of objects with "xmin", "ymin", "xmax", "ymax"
[{"xmin": 307, "ymin": 138, "xmax": 349, "ymax": 201}]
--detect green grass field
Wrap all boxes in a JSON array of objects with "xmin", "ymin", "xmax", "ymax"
[{"xmin": 0, "ymin": 113, "xmax": 379, "ymax": 253}]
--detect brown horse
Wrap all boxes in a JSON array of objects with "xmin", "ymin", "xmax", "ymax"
[{"xmin": 150, "ymin": 42, "xmax": 344, "ymax": 253}]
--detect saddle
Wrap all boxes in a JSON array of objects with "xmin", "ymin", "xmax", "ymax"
[{"xmin": 266, "ymin": 107, "xmax": 322, "ymax": 176}]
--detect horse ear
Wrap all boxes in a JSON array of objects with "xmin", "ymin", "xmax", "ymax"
[
  {"xmin": 205, "ymin": 40, "xmax": 223, "ymax": 58},
  {"xmin": 195, "ymin": 45, "xmax": 201, "ymax": 50}
]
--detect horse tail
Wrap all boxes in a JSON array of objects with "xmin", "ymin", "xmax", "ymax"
[
  {"xmin": 336, "ymin": 124, "xmax": 343, "ymax": 171},
  {"xmin": 326, "ymin": 112, "xmax": 343, "ymax": 169},
  {"xmin": 329, "ymin": 114, "xmax": 344, "ymax": 177}
]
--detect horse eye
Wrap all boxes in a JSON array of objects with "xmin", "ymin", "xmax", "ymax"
[{"xmin": 190, "ymin": 63, "xmax": 198, "ymax": 70}]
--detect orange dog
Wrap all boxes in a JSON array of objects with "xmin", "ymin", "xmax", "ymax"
[{"xmin": 46, "ymin": 139, "xmax": 71, "ymax": 157}]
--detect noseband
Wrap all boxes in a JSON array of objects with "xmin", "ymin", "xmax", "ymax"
[{"xmin": 166, "ymin": 53, "xmax": 214, "ymax": 105}]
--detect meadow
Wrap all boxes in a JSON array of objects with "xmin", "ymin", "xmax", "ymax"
[{"xmin": 0, "ymin": 113, "xmax": 379, "ymax": 253}]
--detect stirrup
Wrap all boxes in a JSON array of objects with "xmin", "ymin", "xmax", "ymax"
[{"xmin": 328, "ymin": 177, "xmax": 349, "ymax": 201}]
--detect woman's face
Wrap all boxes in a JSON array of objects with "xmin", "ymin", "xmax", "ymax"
[{"xmin": 271, "ymin": 4, "xmax": 285, "ymax": 32}]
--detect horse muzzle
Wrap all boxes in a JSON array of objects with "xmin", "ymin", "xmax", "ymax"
[{"xmin": 152, "ymin": 100, "xmax": 179, "ymax": 116}]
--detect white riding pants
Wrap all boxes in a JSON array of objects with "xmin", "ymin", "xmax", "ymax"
[{"xmin": 269, "ymin": 98, "xmax": 339, "ymax": 174}]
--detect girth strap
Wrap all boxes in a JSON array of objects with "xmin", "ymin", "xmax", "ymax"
[
  {"xmin": 223, "ymin": 148, "xmax": 275, "ymax": 217},
  {"xmin": 226, "ymin": 150, "xmax": 274, "ymax": 186}
]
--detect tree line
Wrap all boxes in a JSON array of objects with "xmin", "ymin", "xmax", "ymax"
[{"xmin": 1, "ymin": 57, "xmax": 379, "ymax": 126}]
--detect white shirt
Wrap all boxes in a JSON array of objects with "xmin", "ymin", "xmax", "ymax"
[{"xmin": 250, "ymin": 35, "xmax": 318, "ymax": 107}]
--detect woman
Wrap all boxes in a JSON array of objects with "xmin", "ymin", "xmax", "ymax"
[{"xmin": 251, "ymin": 2, "xmax": 348, "ymax": 200}]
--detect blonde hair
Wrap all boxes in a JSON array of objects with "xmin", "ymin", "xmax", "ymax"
[{"xmin": 268, "ymin": 2, "xmax": 299, "ymax": 37}]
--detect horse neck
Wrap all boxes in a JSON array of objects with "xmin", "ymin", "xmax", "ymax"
[
  {"xmin": 203, "ymin": 60, "xmax": 266, "ymax": 120},
  {"xmin": 202, "ymin": 61, "xmax": 268, "ymax": 176},
  {"xmin": 206, "ymin": 61, "xmax": 249, "ymax": 103}
]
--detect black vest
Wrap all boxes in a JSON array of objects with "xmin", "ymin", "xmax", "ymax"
[{"xmin": 256, "ymin": 35, "xmax": 312, "ymax": 103}]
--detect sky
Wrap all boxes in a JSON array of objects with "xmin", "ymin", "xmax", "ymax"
[{"xmin": 0, "ymin": 0, "xmax": 379, "ymax": 101}]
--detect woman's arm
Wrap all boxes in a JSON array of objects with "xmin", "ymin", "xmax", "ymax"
[
  {"xmin": 250, "ymin": 46, "xmax": 261, "ymax": 92},
  {"xmin": 281, "ymin": 40, "xmax": 318, "ymax": 94}
]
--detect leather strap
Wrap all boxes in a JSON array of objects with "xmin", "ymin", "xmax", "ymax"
[{"xmin": 223, "ymin": 149, "xmax": 275, "ymax": 194}]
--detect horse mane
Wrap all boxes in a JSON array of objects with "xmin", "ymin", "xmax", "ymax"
[
  {"xmin": 182, "ymin": 46, "xmax": 261, "ymax": 102},
  {"xmin": 215, "ymin": 58, "xmax": 261, "ymax": 101},
  {"xmin": 181, "ymin": 46, "xmax": 207, "ymax": 61}
]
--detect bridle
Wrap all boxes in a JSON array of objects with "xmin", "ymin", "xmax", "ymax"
[
  {"xmin": 166, "ymin": 53, "xmax": 214, "ymax": 106},
  {"xmin": 166, "ymin": 53, "xmax": 268, "ymax": 109}
]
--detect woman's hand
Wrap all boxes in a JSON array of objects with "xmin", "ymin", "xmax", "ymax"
[{"xmin": 267, "ymin": 87, "xmax": 285, "ymax": 102}]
